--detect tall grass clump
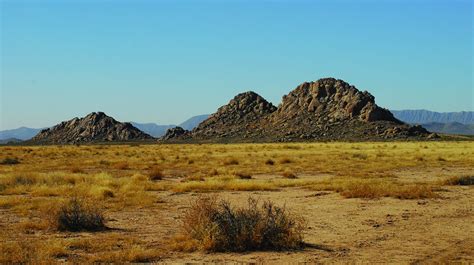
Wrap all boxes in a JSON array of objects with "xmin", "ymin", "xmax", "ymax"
[
  {"xmin": 444, "ymin": 176, "xmax": 474, "ymax": 186},
  {"xmin": 176, "ymin": 196, "xmax": 305, "ymax": 252},
  {"xmin": 0, "ymin": 157, "xmax": 20, "ymax": 165},
  {"xmin": 148, "ymin": 167, "xmax": 164, "ymax": 181},
  {"xmin": 50, "ymin": 197, "xmax": 106, "ymax": 232}
]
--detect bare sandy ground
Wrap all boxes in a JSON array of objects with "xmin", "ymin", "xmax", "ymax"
[{"xmin": 1, "ymin": 169, "xmax": 473, "ymax": 263}]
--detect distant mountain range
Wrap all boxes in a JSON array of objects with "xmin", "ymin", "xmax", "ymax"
[
  {"xmin": 420, "ymin": 122, "xmax": 474, "ymax": 136},
  {"xmin": 0, "ymin": 115, "xmax": 210, "ymax": 141},
  {"xmin": 0, "ymin": 127, "xmax": 42, "ymax": 141},
  {"xmin": 391, "ymin": 110, "xmax": 473, "ymax": 124},
  {"xmin": 390, "ymin": 110, "xmax": 474, "ymax": 135},
  {"xmin": 131, "ymin": 115, "xmax": 210, "ymax": 137}
]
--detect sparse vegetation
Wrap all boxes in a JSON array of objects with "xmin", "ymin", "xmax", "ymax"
[
  {"xmin": 0, "ymin": 142, "xmax": 472, "ymax": 262},
  {"xmin": 223, "ymin": 158, "xmax": 239, "ymax": 166},
  {"xmin": 265, "ymin": 159, "xmax": 275, "ymax": 165},
  {"xmin": 444, "ymin": 176, "xmax": 474, "ymax": 186},
  {"xmin": 0, "ymin": 157, "xmax": 20, "ymax": 165},
  {"xmin": 114, "ymin": 161, "xmax": 129, "ymax": 170},
  {"xmin": 175, "ymin": 196, "xmax": 305, "ymax": 252},
  {"xmin": 148, "ymin": 167, "xmax": 164, "ymax": 181},
  {"xmin": 234, "ymin": 172, "xmax": 252, "ymax": 179},
  {"xmin": 282, "ymin": 171, "xmax": 298, "ymax": 179},
  {"xmin": 50, "ymin": 197, "xmax": 106, "ymax": 232}
]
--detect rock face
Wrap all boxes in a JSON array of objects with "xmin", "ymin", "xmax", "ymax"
[
  {"xmin": 263, "ymin": 78, "xmax": 428, "ymax": 141},
  {"xmin": 31, "ymin": 112, "xmax": 154, "ymax": 144},
  {"xmin": 191, "ymin": 91, "xmax": 277, "ymax": 140},
  {"xmin": 168, "ymin": 78, "xmax": 430, "ymax": 142},
  {"xmin": 162, "ymin": 126, "xmax": 190, "ymax": 141},
  {"xmin": 274, "ymin": 78, "xmax": 398, "ymax": 123}
]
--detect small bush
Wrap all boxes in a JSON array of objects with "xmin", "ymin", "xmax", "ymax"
[
  {"xmin": 265, "ymin": 159, "xmax": 275, "ymax": 165},
  {"xmin": 444, "ymin": 176, "xmax": 474, "ymax": 186},
  {"xmin": 70, "ymin": 167, "xmax": 84, "ymax": 173},
  {"xmin": 178, "ymin": 196, "xmax": 305, "ymax": 252},
  {"xmin": 0, "ymin": 157, "xmax": 20, "ymax": 165},
  {"xmin": 100, "ymin": 188, "xmax": 115, "ymax": 198},
  {"xmin": 352, "ymin": 153, "xmax": 368, "ymax": 160},
  {"xmin": 234, "ymin": 172, "xmax": 252, "ymax": 179},
  {"xmin": 182, "ymin": 175, "xmax": 205, "ymax": 182},
  {"xmin": 148, "ymin": 167, "xmax": 164, "ymax": 181},
  {"xmin": 114, "ymin": 162, "xmax": 129, "ymax": 170},
  {"xmin": 282, "ymin": 171, "xmax": 298, "ymax": 179},
  {"xmin": 50, "ymin": 198, "xmax": 106, "ymax": 232},
  {"xmin": 279, "ymin": 158, "xmax": 292, "ymax": 164},
  {"xmin": 223, "ymin": 158, "xmax": 239, "ymax": 166}
]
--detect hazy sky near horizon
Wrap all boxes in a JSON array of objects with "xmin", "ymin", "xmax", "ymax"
[{"xmin": 1, "ymin": 0, "xmax": 472, "ymax": 130}]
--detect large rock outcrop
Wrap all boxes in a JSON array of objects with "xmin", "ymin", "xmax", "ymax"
[
  {"xmin": 166, "ymin": 78, "xmax": 430, "ymax": 142},
  {"xmin": 31, "ymin": 112, "xmax": 154, "ymax": 144},
  {"xmin": 264, "ymin": 78, "xmax": 428, "ymax": 141}
]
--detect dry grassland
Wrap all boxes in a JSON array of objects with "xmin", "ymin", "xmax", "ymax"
[{"xmin": 0, "ymin": 142, "xmax": 473, "ymax": 263}]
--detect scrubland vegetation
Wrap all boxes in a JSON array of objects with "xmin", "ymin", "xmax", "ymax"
[{"xmin": 0, "ymin": 142, "xmax": 473, "ymax": 263}]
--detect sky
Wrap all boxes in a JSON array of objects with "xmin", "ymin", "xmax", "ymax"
[{"xmin": 1, "ymin": 0, "xmax": 472, "ymax": 130}]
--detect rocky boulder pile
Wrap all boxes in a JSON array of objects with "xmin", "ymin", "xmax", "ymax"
[
  {"xmin": 165, "ymin": 78, "xmax": 431, "ymax": 142},
  {"xmin": 162, "ymin": 126, "xmax": 190, "ymax": 141},
  {"xmin": 190, "ymin": 91, "xmax": 277, "ymax": 140},
  {"xmin": 31, "ymin": 112, "xmax": 154, "ymax": 144}
]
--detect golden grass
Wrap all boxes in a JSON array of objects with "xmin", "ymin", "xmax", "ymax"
[{"xmin": 0, "ymin": 142, "xmax": 472, "ymax": 262}]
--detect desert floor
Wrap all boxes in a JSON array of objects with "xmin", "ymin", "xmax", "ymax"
[{"xmin": 0, "ymin": 142, "xmax": 473, "ymax": 263}]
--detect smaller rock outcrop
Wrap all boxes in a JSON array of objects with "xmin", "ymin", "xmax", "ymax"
[
  {"xmin": 161, "ymin": 126, "xmax": 190, "ymax": 141},
  {"xmin": 31, "ymin": 112, "xmax": 154, "ymax": 144},
  {"xmin": 191, "ymin": 91, "xmax": 276, "ymax": 140}
]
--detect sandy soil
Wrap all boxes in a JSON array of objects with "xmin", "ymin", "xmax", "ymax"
[{"xmin": 1, "ymin": 170, "xmax": 473, "ymax": 263}]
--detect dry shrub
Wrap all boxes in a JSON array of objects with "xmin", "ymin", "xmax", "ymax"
[
  {"xmin": 282, "ymin": 171, "xmax": 298, "ymax": 179},
  {"xmin": 279, "ymin": 158, "xmax": 292, "ymax": 164},
  {"xmin": 49, "ymin": 197, "xmax": 106, "ymax": 232},
  {"xmin": 0, "ymin": 157, "xmax": 20, "ymax": 165},
  {"xmin": 148, "ymin": 167, "xmax": 164, "ymax": 181},
  {"xmin": 444, "ymin": 176, "xmax": 474, "ymax": 186},
  {"xmin": 209, "ymin": 169, "xmax": 219, "ymax": 176},
  {"xmin": 182, "ymin": 175, "xmax": 205, "ymax": 182},
  {"xmin": 234, "ymin": 172, "xmax": 252, "ymax": 179},
  {"xmin": 177, "ymin": 196, "xmax": 305, "ymax": 252},
  {"xmin": 114, "ymin": 162, "xmax": 129, "ymax": 170},
  {"xmin": 352, "ymin": 153, "xmax": 368, "ymax": 160},
  {"xmin": 223, "ymin": 158, "xmax": 239, "ymax": 166},
  {"xmin": 265, "ymin": 159, "xmax": 275, "ymax": 165},
  {"xmin": 70, "ymin": 166, "xmax": 84, "ymax": 173}
]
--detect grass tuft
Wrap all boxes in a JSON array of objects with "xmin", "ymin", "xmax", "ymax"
[
  {"xmin": 0, "ymin": 157, "xmax": 20, "ymax": 165},
  {"xmin": 282, "ymin": 171, "xmax": 298, "ymax": 179},
  {"xmin": 176, "ymin": 196, "xmax": 305, "ymax": 252},
  {"xmin": 50, "ymin": 197, "xmax": 106, "ymax": 232},
  {"xmin": 444, "ymin": 176, "xmax": 474, "ymax": 186},
  {"xmin": 148, "ymin": 167, "xmax": 164, "ymax": 181}
]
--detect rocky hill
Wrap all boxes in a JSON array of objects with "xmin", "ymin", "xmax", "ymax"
[
  {"xmin": 31, "ymin": 112, "xmax": 154, "ymax": 144},
  {"xmin": 164, "ymin": 78, "xmax": 431, "ymax": 142},
  {"xmin": 190, "ymin": 91, "xmax": 277, "ymax": 140}
]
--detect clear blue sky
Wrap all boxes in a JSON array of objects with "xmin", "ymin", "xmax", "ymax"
[{"xmin": 1, "ymin": 0, "xmax": 472, "ymax": 130}]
